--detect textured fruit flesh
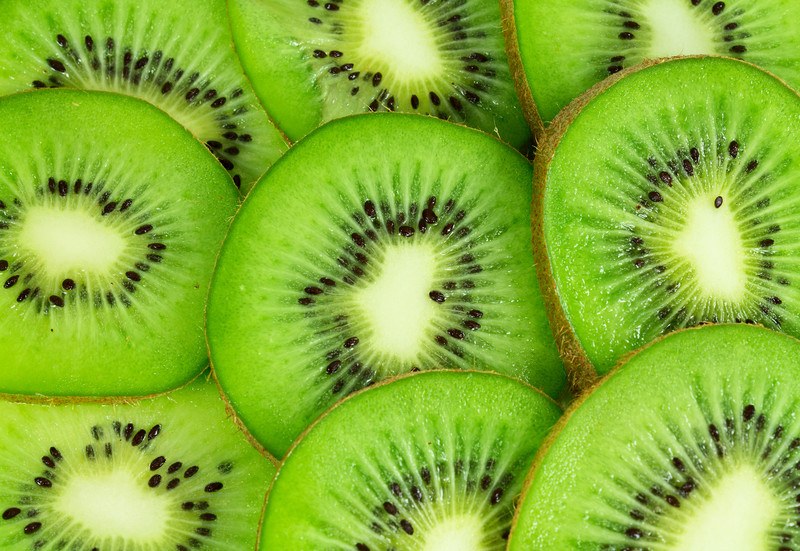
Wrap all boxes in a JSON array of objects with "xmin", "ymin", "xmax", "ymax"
[
  {"xmin": 207, "ymin": 113, "xmax": 564, "ymax": 457},
  {"xmin": 511, "ymin": 0, "xmax": 800, "ymax": 125},
  {"xmin": 261, "ymin": 371, "xmax": 561, "ymax": 550},
  {"xmin": 539, "ymin": 57, "xmax": 800, "ymax": 374},
  {"xmin": 0, "ymin": 0, "xmax": 288, "ymax": 191},
  {"xmin": 0, "ymin": 376, "xmax": 275, "ymax": 549},
  {"xmin": 227, "ymin": 0, "xmax": 530, "ymax": 148},
  {"xmin": 0, "ymin": 89, "xmax": 238, "ymax": 395},
  {"xmin": 510, "ymin": 324, "xmax": 800, "ymax": 550}
]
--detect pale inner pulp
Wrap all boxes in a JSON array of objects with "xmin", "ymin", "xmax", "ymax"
[
  {"xmin": 643, "ymin": 0, "xmax": 716, "ymax": 58},
  {"xmin": 55, "ymin": 468, "xmax": 169, "ymax": 541},
  {"xmin": 354, "ymin": 0, "xmax": 443, "ymax": 81},
  {"xmin": 673, "ymin": 465, "xmax": 779, "ymax": 551},
  {"xmin": 19, "ymin": 206, "xmax": 126, "ymax": 278},
  {"xmin": 421, "ymin": 514, "xmax": 485, "ymax": 551},
  {"xmin": 355, "ymin": 243, "xmax": 437, "ymax": 359},
  {"xmin": 672, "ymin": 193, "xmax": 746, "ymax": 300}
]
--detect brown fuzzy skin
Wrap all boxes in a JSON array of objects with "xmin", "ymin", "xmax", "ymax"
[
  {"xmin": 499, "ymin": 0, "xmax": 544, "ymax": 141},
  {"xmin": 531, "ymin": 56, "xmax": 715, "ymax": 396},
  {"xmin": 0, "ymin": 367, "xmax": 281, "ymax": 469},
  {"xmin": 0, "ymin": 369, "xmax": 200, "ymax": 406},
  {"xmin": 506, "ymin": 322, "xmax": 757, "ymax": 543},
  {"xmin": 532, "ymin": 55, "xmax": 799, "ymax": 396}
]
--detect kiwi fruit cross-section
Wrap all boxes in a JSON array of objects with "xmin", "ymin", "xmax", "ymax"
[
  {"xmin": 227, "ymin": 0, "xmax": 531, "ymax": 149},
  {"xmin": 0, "ymin": 0, "xmax": 289, "ymax": 192},
  {"xmin": 260, "ymin": 370, "xmax": 561, "ymax": 549},
  {"xmin": 534, "ymin": 56, "xmax": 800, "ymax": 387},
  {"xmin": 503, "ymin": 0, "xmax": 800, "ymax": 135},
  {"xmin": 206, "ymin": 112, "xmax": 565, "ymax": 457},
  {"xmin": 0, "ymin": 374, "xmax": 276, "ymax": 550},
  {"xmin": 508, "ymin": 324, "xmax": 800, "ymax": 550},
  {"xmin": 0, "ymin": 89, "xmax": 238, "ymax": 396}
]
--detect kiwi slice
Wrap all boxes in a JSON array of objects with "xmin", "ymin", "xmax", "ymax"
[
  {"xmin": 508, "ymin": 323, "xmax": 800, "ymax": 549},
  {"xmin": 0, "ymin": 0, "xmax": 289, "ymax": 191},
  {"xmin": 503, "ymin": 0, "xmax": 800, "ymax": 134},
  {"xmin": 0, "ymin": 374, "xmax": 275, "ymax": 550},
  {"xmin": 260, "ymin": 370, "xmax": 561, "ymax": 549},
  {"xmin": 534, "ymin": 56, "xmax": 800, "ymax": 386},
  {"xmin": 206, "ymin": 112, "xmax": 564, "ymax": 457},
  {"xmin": 0, "ymin": 89, "xmax": 238, "ymax": 395},
  {"xmin": 227, "ymin": 0, "xmax": 530, "ymax": 149}
]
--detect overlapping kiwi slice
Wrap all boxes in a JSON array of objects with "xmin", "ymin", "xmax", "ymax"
[
  {"xmin": 260, "ymin": 370, "xmax": 561, "ymax": 549},
  {"xmin": 509, "ymin": 324, "xmax": 800, "ymax": 549},
  {"xmin": 206, "ymin": 113, "xmax": 564, "ymax": 457},
  {"xmin": 0, "ymin": 89, "xmax": 238, "ymax": 395},
  {"xmin": 504, "ymin": 0, "xmax": 800, "ymax": 134},
  {"xmin": 535, "ymin": 56, "xmax": 800, "ymax": 384},
  {"xmin": 227, "ymin": 0, "xmax": 530, "ymax": 149},
  {"xmin": 0, "ymin": 0, "xmax": 289, "ymax": 191},
  {"xmin": 0, "ymin": 375, "xmax": 275, "ymax": 550}
]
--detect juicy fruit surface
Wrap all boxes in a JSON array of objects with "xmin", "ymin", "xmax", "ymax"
[
  {"xmin": 0, "ymin": 89, "xmax": 238, "ymax": 395},
  {"xmin": 207, "ymin": 113, "xmax": 564, "ymax": 457},
  {"xmin": 510, "ymin": 324, "xmax": 800, "ymax": 550},
  {"xmin": 260, "ymin": 370, "xmax": 561, "ymax": 550},
  {"xmin": 228, "ymin": 0, "xmax": 530, "ymax": 148},
  {"xmin": 0, "ymin": 376, "xmax": 275, "ymax": 550},
  {"xmin": 511, "ymin": 0, "xmax": 800, "ymax": 125},
  {"xmin": 537, "ymin": 56, "xmax": 800, "ymax": 375},
  {"xmin": 0, "ymin": 0, "xmax": 288, "ymax": 191}
]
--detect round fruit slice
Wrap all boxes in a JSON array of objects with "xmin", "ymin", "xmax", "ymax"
[
  {"xmin": 0, "ymin": 89, "xmax": 238, "ymax": 395},
  {"xmin": 509, "ymin": 324, "xmax": 800, "ymax": 550},
  {"xmin": 227, "ymin": 0, "xmax": 530, "ymax": 149},
  {"xmin": 206, "ymin": 113, "xmax": 565, "ymax": 457},
  {"xmin": 534, "ymin": 56, "xmax": 800, "ymax": 384},
  {"xmin": 260, "ymin": 370, "xmax": 561, "ymax": 549},
  {"xmin": 0, "ymin": 374, "xmax": 275, "ymax": 550},
  {"xmin": 503, "ymin": 0, "xmax": 800, "ymax": 134},
  {"xmin": 0, "ymin": 0, "xmax": 289, "ymax": 191}
]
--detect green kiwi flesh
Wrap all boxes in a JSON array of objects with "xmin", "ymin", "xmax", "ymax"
[
  {"xmin": 260, "ymin": 370, "xmax": 561, "ymax": 549},
  {"xmin": 509, "ymin": 324, "xmax": 800, "ymax": 550},
  {"xmin": 0, "ymin": 89, "xmax": 238, "ymax": 395},
  {"xmin": 0, "ymin": 0, "xmax": 289, "ymax": 192},
  {"xmin": 536, "ymin": 56, "xmax": 800, "ymax": 380},
  {"xmin": 508, "ymin": 0, "xmax": 800, "ymax": 128},
  {"xmin": 0, "ymin": 374, "xmax": 275, "ymax": 550},
  {"xmin": 206, "ymin": 113, "xmax": 565, "ymax": 457},
  {"xmin": 227, "ymin": 0, "xmax": 531, "ymax": 149}
]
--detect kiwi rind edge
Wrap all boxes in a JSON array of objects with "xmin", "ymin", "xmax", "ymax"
[
  {"xmin": 254, "ymin": 368, "xmax": 562, "ymax": 550},
  {"xmin": 0, "ymin": 367, "xmax": 280, "ymax": 468},
  {"xmin": 531, "ymin": 54, "xmax": 795, "ymax": 394},
  {"xmin": 499, "ymin": 0, "xmax": 544, "ymax": 141},
  {"xmin": 505, "ymin": 322, "xmax": 791, "ymax": 544}
]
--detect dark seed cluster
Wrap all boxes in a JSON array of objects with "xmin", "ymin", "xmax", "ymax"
[
  {"xmin": 0, "ymin": 177, "xmax": 168, "ymax": 313},
  {"xmin": 0, "ymin": 420, "xmax": 230, "ymax": 549},
  {"xmin": 353, "ymin": 457, "xmax": 515, "ymax": 550},
  {"xmin": 303, "ymin": 0, "xmax": 495, "ymax": 120},
  {"xmin": 605, "ymin": 3, "xmax": 750, "ymax": 75},
  {"xmin": 35, "ymin": 33, "xmax": 251, "ymax": 187},
  {"xmin": 621, "ymin": 139, "xmax": 786, "ymax": 331},
  {"xmin": 596, "ymin": 401, "xmax": 800, "ymax": 548},
  {"xmin": 297, "ymin": 193, "xmax": 486, "ymax": 396}
]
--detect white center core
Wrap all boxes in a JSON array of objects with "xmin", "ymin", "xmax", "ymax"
[
  {"xmin": 19, "ymin": 206, "xmax": 126, "ymax": 278},
  {"xmin": 355, "ymin": 0, "xmax": 442, "ymax": 80},
  {"xmin": 422, "ymin": 515, "xmax": 484, "ymax": 551},
  {"xmin": 355, "ymin": 244, "xmax": 437, "ymax": 359},
  {"xmin": 673, "ymin": 194, "xmax": 745, "ymax": 300},
  {"xmin": 674, "ymin": 465, "xmax": 778, "ymax": 551},
  {"xmin": 55, "ymin": 469, "xmax": 169, "ymax": 540},
  {"xmin": 643, "ymin": 0, "xmax": 716, "ymax": 58}
]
